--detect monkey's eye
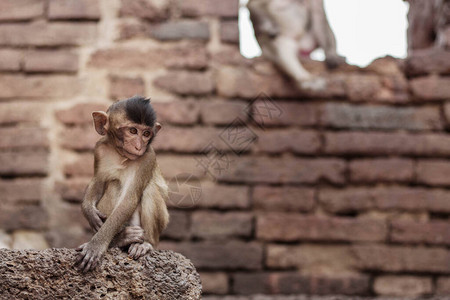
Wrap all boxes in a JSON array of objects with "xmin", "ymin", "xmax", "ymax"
[
  {"xmin": 143, "ymin": 131, "xmax": 151, "ymax": 138},
  {"xmin": 129, "ymin": 127, "xmax": 138, "ymax": 134}
]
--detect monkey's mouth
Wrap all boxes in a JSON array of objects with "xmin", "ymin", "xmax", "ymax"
[{"xmin": 121, "ymin": 148, "xmax": 143, "ymax": 160}]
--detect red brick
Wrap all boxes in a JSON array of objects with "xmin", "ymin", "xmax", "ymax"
[
  {"xmin": 24, "ymin": 50, "xmax": 78, "ymax": 73},
  {"xmin": 374, "ymin": 276, "xmax": 432, "ymax": 297},
  {"xmin": 0, "ymin": 127, "xmax": 48, "ymax": 150},
  {"xmin": 410, "ymin": 75, "xmax": 450, "ymax": 101},
  {"xmin": 158, "ymin": 154, "xmax": 207, "ymax": 180},
  {"xmin": 55, "ymin": 178, "xmax": 90, "ymax": 202},
  {"xmin": 194, "ymin": 183, "xmax": 250, "ymax": 209},
  {"xmin": 55, "ymin": 103, "xmax": 108, "ymax": 125},
  {"xmin": 64, "ymin": 154, "xmax": 94, "ymax": 177},
  {"xmin": 254, "ymin": 129, "xmax": 321, "ymax": 154},
  {"xmin": 154, "ymin": 71, "xmax": 215, "ymax": 96},
  {"xmin": 109, "ymin": 75, "xmax": 145, "ymax": 100},
  {"xmin": 90, "ymin": 44, "xmax": 207, "ymax": 70},
  {"xmin": 405, "ymin": 48, "xmax": 450, "ymax": 76},
  {"xmin": 0, "ymin": 75, "xmax": 81, "ymax": 99},
  {"xmin": 232, "ymin": 272, "xmax": 370, "ymax": 295},
  {"xmin": 160, "ymin": 241, "xmax": 263, "ymax": 270},
  {"xmin": 366, "ymin": 56, "xmax": 404, "ymax": 76},
  {"xmin": 221, "ymin": 21, "xmax": 239, "ymax": 44},
  {"xmin": 200, "ymin": 100, "xmax": 247, "ymax": 125},
  {"xmin": 417, "ymin": 159, "xmax": 450, "ymax": 186},
  {"xmin": 0, "ymin": 23, "xmax": 97, "ymax": 46},
  {"xmin": 119, "ymin": 0, "xmax": 168, "ymax": 20},
  {"xmin": 199, "ymin": 272, "xmax": 229, "ymax": 295},
  {"xmin": 0, "ymin": 102, "xmax": 44, "ymax": 125},
  {"xmin": 391, "ymin": 220, "xmax": 450, "ymax": 245},
  {"xmin": 320, "ymin": 103, "xmax": 443, "ymax": 130},
  {"xmin": 349, "ymin": 158, "xmax": 414, "ymax": 183},
  {"xmin": 151, "ymin": 21, "xmax": 210, "ymax": 41},
  {"xmin": 181, "ymin": 0, "xmax": 239, "ymax": 18},
  {"xmin": 191, "ymin": 211, "xmax": 252, "ymax": 239},
  {"xmin": 0, "ymin": 150, "xmax": 48, "ymax": 176},
  {"xmin": 60, "ymin": 126, "xmax": 98, "ymax": 151},
  {"xmin": 219, "ymin": 157, "xmax": 346, "ymax": 185},
  {"xmin": 266, "ymin": 244, "xmax": 355, "ymax": 269},
  {"xmin": 257, "ymin": 213, "xmax": 387, "ymax": 242},
  {"xmin": 161, "ymin": 210, "xmax": 190, "ymax": 240},
  {"xmin": 0, "ymin": 204, "xmax": 47, "ymax": 230},
  {"xmin": 0, "ymin": 178, "xmax": 44, "ymax": 204},
  {"xmin": 352, "ymin": 244, "xmax": 450, "ymax": 273},
  {"xmin": 253, "ymin": 186, "xmax": 315, "ymax": 212},
  {"xmin": 48, "ymin": 0, "xmax": 100, "ymax": 20},
  {"xmin": 0, "ymin": 49, "xmax": 22, "ymax": 71},
  {"xmin": 437, "ymin": 277, "xmax": 450, "ymax": 295},
  {"xmin": 211, "ymin": 46, "xmax": 254, "ymax": 67},
  {"xmin": 252, "ymin": 101, "xmax": 318, "ymax": 127},
  {"xmin": 153, "ymin": 126, "xmax": 222, "ymax": 153},
  {"xmin": 152, "ymin": 100, "xmax": 200, "ymax": 125},
  {"xmin": 0, "ymin": 0, "xmax": 44, "ymax": 21}
]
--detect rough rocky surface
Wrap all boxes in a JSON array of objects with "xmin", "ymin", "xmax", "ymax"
[{"xmin": 0, "ymin": 248, "xmax": 201, "ymax": 299}]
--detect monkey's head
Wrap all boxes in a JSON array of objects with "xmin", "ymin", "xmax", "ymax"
[{"xmin": 92, "ymin": 96, "xmax": 161, "ymax": 160}]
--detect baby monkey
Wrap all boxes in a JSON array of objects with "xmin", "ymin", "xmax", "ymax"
[{"xmin": 75, "ymin": 96, "xmax": 169, "ymax": 272}]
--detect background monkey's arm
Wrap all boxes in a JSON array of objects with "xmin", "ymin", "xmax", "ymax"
[{"xmin": 248, "ymin": 0, "xmax": 279, "ymax": 37}]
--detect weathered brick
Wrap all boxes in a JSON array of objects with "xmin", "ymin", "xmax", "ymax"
[
  {"xmin": 405, "ymin": 48, "xmax": 450, "ymax": 76},
  {"xmin": 0, "ymin": 75, "xmax": 81, "ymax": 99},
  {"xmin": 232, "ymin": 272, "xmax": 370, "ymax": 295},
  {"xmin": 0, "ymin": 204, "xmax": 47, "ymax": 230},
  {"xmin": 194, "ymin": 183, "xmax": 250, "ymax": 209},
  {"xmin": 154, "ymin": 71, "xmax": 214, "ymax": 96},
  {"xmin": 437, "ymin": 277, "xmax": 450, "ymax": 295},
  {"xmin": 391, "ymin": 220, "xmax": 450, "ymax": 245},
  {"xmin": 200, "ymin": 100, "xmax": 247, "ymax": 125},
  {"xmin": 181, "ymin": 0, "xmax": 239, "ymax": 18},
  {"xmin": 161, "ymin": 210, "xmax": 190, "ymax": 240},
  {"xmin": 191, "ymin": 211, "xmax": 253, "ymax": 239},
  {"xmin": 0, "ymin": 127, "xmax": 48, "ymax": 150},
  {"xmin": 0, "ymin": 0, "xmax": 44, "ymax": 21},
  {"xmin": 252, "ymin": 101, "xmax": 318, "ymax": 127},
  {"xmin": 221, "ymin": 21, "xmax": 239, "ymax": 44},
  {"xmin": 0, "ymin": 102, "xmax": 44, "ymax": 125},
  {"xmin": 374, "ymin": 276, "xmax": 432, "ymax": 297},
  {"xmin": 320, "ymin": 103, "xmax": 443, "ymax": 130},
  {"xmin": 254, "ymin": 129, "xmax": 321, "ymax": 154},
  {"xmin": 12, "ymin": 230, "xmax": 49, "ymax": 250},
  {"xmin": 320, "ymin": 186, "xmax": 450, "ymax": 214},
  {"xmin": 24, "ymin": 50, "xmax": 78, "ymax": 73},
  {"xmin": 0, "ymin": 49, "xmax": 22, "ymax": 71},
  {"xmin": 109, "ymin": 75, "xmax": 145, "ymax": 100},
  {"xmin": 257, "ymin": 213, "xmax": 387, "ymax": 242},
  {"xmin": 219, "ymin": 157, "xmax": 346, "ymax": 185},
  {"xmin": 410, "ymin": 75, "xmax": 450, "ymax": 101},
  {"xmin": 55, "ymin": 103, "xmax": 108, "ymax": 125},
  {"xmin": 0, "ymin": 150, "xmax": 48, "ymax": 176},
  {"xmin": 151, "ymin": 20, "xmax": 210, "ymax": 41},
  {"xmin": 152, "ymin": 100, "xmax": 200, "ymax": 125},
  {"xmin": 266, "ymin": 244, "xmax": 355, "ymax": 270},
  {"xmin": 64, "ymin": 154, "xmax": 94, "ymax": 177},
  {"xmin": 55, "ymin": 178, "xmax": 90, "ymax": 202},
  {"xmin": 160, "ymin": 241, "xmax": 263, "ymax": 270},
  {"xmin": 352, "ymin": 244, "xmax": 450, "ymax": 273},
  {"xmin": 60, "ymin": 126, "xmax": 98, "ymax": 151},
  {"xmin": 119, "ymin": 0, "xmax": 168, "ymax": 20},
  {"xmin": 349, "ymin": 158, "xmax": 414, "ymax": 183},
  {"xmin": 153, "ymin": 126, "xmax": 220, "ymax": 153},
  {"xmin": 158, "ymin": 154, "xmax": 207, "ymax": 180},
  {"xmin": 199, "ymin": 272, "xmax": 229, "ymax": 295},
  {"xmin": 48, "ymin": 0, "xmax": 100, "ymax": 20},
  {"xmin": 253, "ymin": 186, "xmax": 315, "ymax": 212},
  {"xmin": 0, "ymin": 178, "xmax": 44, "ymax": 204},
  {"xmin": 0, "ymin": 23, "xmax": 97, "ymax": 46},
  {"xmin": 417, "ymin": 159, "xmax": 450, "ymax": 186}
]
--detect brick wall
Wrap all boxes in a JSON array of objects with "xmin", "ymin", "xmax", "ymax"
[{"xmin": 0, "ymin": 0, "xmax": 449, "ymax": 298}]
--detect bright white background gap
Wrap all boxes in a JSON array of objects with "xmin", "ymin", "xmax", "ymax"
[{"xmin": 239, "ymin": 0, "xmax": 409, "ymax": 67}]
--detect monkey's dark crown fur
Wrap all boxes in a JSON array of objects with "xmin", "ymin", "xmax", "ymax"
[{"xmin": 108, "ymin": 95, "xmax": 157, "ymax": 127}]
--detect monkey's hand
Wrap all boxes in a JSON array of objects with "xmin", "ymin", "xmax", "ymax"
[
  {"xmin": 128, "ymin": 242, "xmax": 153, "ymax": 260},
  {"xmin": 115, "ymin": 226, "xmax": 145, "ymax": 248},
  {"xmin": 75, "ymin": 240, "xmax": 107, "ymax": 272},
  {"xmin": 84, "ymin": 207, "xmax": 107, "ymax": 232}
]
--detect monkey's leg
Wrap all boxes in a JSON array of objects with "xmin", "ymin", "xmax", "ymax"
[{"xmin": 127, "ymin": 209, "xmax": 153, "ymax": 259}]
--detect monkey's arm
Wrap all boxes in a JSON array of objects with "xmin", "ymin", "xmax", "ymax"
[
  {"xmin": 81, "ymin": 179, "xmax": 107, "ymax": 232},
  {"xmin": 248, "ymin": 0, "xmax": 279, "ymax": 37}
]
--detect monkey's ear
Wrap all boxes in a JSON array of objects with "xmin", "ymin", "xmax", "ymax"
[
  {"xmin": 92, "ymin": 111, "xmax": 109, "ymax": 136},
  {"xmin": 154, "ymin": 122, "xmax": 162, "ymax": 135}
]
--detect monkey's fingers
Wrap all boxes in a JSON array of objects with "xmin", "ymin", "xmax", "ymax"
[
  {"xmin": 128, "ymin": 243, "xmax": 139, "ymax": 258},
  {"xmin": 96, "ymin": 210, "xmax": 107, "ymax": 221},
  {"xmin": 75, "ymin": 243, "xmax": 88, "ymax": 252}
]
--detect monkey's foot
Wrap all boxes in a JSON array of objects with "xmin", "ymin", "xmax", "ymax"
[
  {"xmin": 128, "ymin": 242, "xmax": 153, "ymax": 259},
  {"xmin": 298, "ymin": 76, "xmax": 327, "ymax": 91}
]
